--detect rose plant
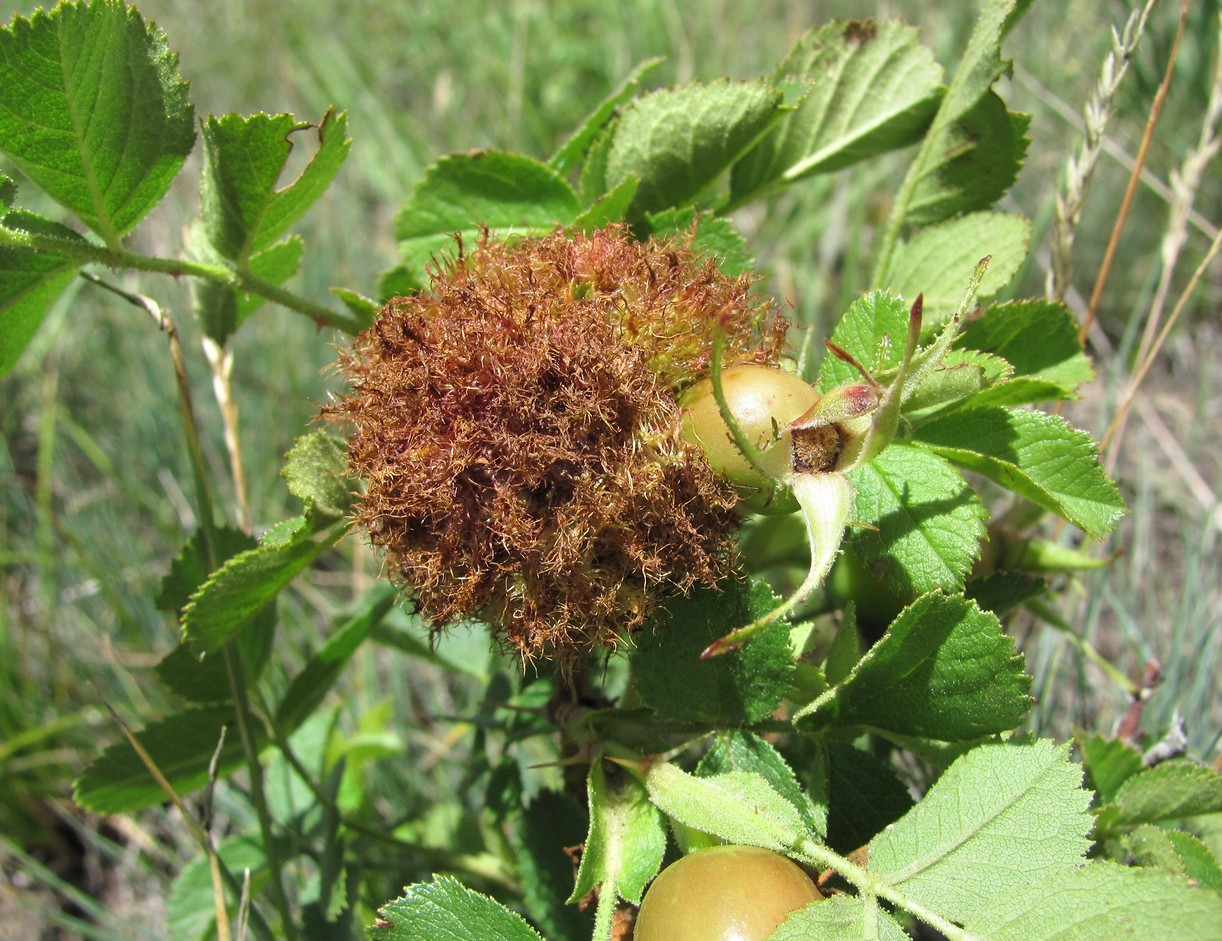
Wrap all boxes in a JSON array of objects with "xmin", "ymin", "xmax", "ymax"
[{"xmin": 2, "ymin": 2, "xmax": 1221, "ymax": 940}]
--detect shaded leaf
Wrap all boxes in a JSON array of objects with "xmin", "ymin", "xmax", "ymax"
[
  {"xmin": 74, "ymin": 705, "xmax": 247, "ymax": 814},
  {"xmin": 1076, "ymin": 733, "xmax": 1144, "ymax": 806},
  {"xmin": 957, "ymin": 298, "xmax": 1094, "ymax": 393},
  {"xmin": 632, "ymin": 579, "xmax": 793, "ymax": 726},
  {"xmin": 905, "ymin": 92, "xmax": 1030, "ymax": 226},
  {"xmin": 1097, "ymin": 760, "xmax": 1222, "ymax": 830},
  {"xmin": 846, "ymin": 443, "xmax": 987, "ymax": 599},
  {"xmin": 823, "ymin": 742, "xmax": 914, "ymax": 854}
]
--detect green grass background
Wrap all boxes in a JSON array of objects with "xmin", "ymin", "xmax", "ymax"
[{"xmin": 1, "ymin": 0, "xmax": 1219, "ymax": 936}]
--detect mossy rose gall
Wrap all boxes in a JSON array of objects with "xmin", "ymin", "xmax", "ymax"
[{"xmin": 329, "ymin": 227, "xmax": 785, "ymax": 666}]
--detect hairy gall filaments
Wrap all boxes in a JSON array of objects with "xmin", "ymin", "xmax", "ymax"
[{"xmin": 330, "ymin": 227, "xmax": 785, "ymax": 665}]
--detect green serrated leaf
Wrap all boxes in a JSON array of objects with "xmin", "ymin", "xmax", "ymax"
[
  {"xmin": 932, "ymin": 0, "xmax": 1020, "ymax": 132},
  {"xmin": 796, "ymin": 592, "xmax": 1030, "ymax": 739},
  {"xmin": 1098, "ymin": 760, "xmax": 1222, "ymax": 830},
  {"xmin": 914, "ymin": 407, "xmax": 1126, "ymax": 538},
  {"xmin": 978, "ymin": 861, "xmax": 1222, "ymax": 941},
  {"xmin": 392, "ymin": 150, "xmax": 580, "ymax": 283},
  {"xmin": 0, "ymin": 212, "xmax": 82, "ymax": 375},
  {"xmin": 181, "ymin": 524, "xmax": 341, "ymax": 656},
  {"xmin": 74, "ymin": 705, "xmax": 248, "ymax": 814},
  {"xmin": 371, "ymin": 876, "xmax": 543, "ymax": 941},
  {"xmin": 906, "ymin": 93, "xmax": 1030, "ymax": 226},
  {"xmin": 698, "ymin": 731, "xmax": 825, "ymax": 838},
  {"xmin": 824, "ymin": 743, "xmax": 915, "ymax": 854},
  {"xmin": 604, "ymin": 79, "xmax": 784, "ymax": 217},
  {"xmin": 0, "ymin": 0, "xmax": 194, "ymax": 242},
  {"xmin": 884, "ymin": 212, "xmax": 1031, "ymax": 318},
  {"xmin": 1076, "ymin": 733, "xmax": 1144, "ymax": 805},
  {"xmin": 964, "ymin": 571, "xmax": 1047, "ymax": 618},
  {"xmin": 643, "ymin": 207, "xmax": 754, "ymax": 276},
  {"xmin": 846, "ymin": 443, "xmax": 988, "ymax": 598},
  {"xmin": 200, "ymin": 110, "xmax": 349, "ymax": 262},
  {"xmin": 870, "ymin": 739, "xmax": 1093, "ymax": 930},
  {"xmin": 155, "ymin": 526, "xmax": 258, "ymax": 613},
  {"xmin": 632, "ymin": 579, "xmax": 793, "ymax": 727},
  {"xmin": 550, "ymin": 58, "xmax": 663, "ymax": 174},
  {"xmin": 642, "ymin": 761, "xmax": 810, "ymax": 852},
  {"xmin": 731, "ymin": 20, "xmax": 943, "ymax": 201},
  {"xmin": 282, "ymin": 431, "xmax": 353, "ymax": 518},
  {"xmin": 156, "ymin": 606, "xmax": 276, "ymax": 704},
  {"xmin": 770, "ymin": 893, "xmax": 911, "ymax": 941},
  {"xmin": 957, "ymin": 299, "xmax": 1094, "ymax": 392},
  {"xmin": 819, "ymin": 290, "xmax": 910, "ymax": 391},
  {"xmin": 570, "ymin": 758, "xmax": 666, "ymax": 907}
]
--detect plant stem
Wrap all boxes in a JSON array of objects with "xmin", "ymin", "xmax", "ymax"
[
  {"xmin": 796, "ymin": 837, "xmax": 984, "ymax": 941},
  {"xmin": 224, "ymin": 646, "xmax": 300, "ymax": 941},
  {"xmin": 0, "ymin": 226, "xmax": 367, "ymax": 335}
]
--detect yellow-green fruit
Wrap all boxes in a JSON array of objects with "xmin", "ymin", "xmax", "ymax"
[
  {"xmin": 634, "ymin": 845, "xmax": 823, "ymax": 941},
  {"xmin": 681, "ymin": 365, "xmax": 820, "ymax": 510}
]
